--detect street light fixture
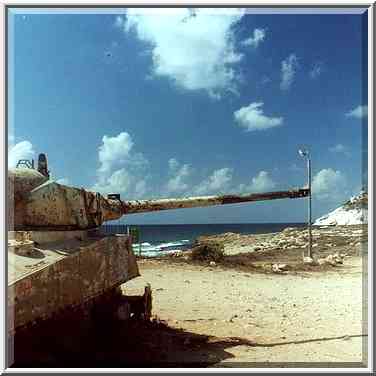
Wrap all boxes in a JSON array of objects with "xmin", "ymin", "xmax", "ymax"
[{"xmin": 298, "ymin": 148, "xmax": 312, "ymax": 259}]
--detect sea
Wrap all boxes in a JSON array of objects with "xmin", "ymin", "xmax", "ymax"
[{"xmin": 100, "ymin": 223, "xmax": 306, "ymax": 258}]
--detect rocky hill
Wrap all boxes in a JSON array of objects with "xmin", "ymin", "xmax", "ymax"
[{"xmin": 314, "ymin": 191, "xmax": 368, "ymax": 226}]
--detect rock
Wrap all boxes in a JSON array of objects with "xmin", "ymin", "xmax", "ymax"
[
  {"xmin": 272, "ymin": 264, "xmax": 280, "ymax": 273},
  {"xmin": 321, "ymin": 253, "xmax": 344, "ymax": 265},
  {"xmin": 272, "ymin": 264, "xmax": 288, "ymax": 273},
  {"xmin": 209, "ymin": 261, "xmax": 216, "ymax": 266},
  {"xmin": 325, "ymin": 254, "xmax": 337, "ymax": 266},
  {"xmin": 175, "ymin": 251, "xmax": 184, "ymax": 257},
  {"xmin": 229, "ymin": 314, "xmax": 238, "ymax": 323},
  {"xmin": 318, "ymin": 253, "xmax": 344, "ymax": 266},
  {"xmin": 303, "ymin": 256, "xmax": 314, "ymax": 264}
]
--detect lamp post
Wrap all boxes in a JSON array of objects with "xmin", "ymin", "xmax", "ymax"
[{"xmin": 298, "ymin": 149, "xmax": 312, "ymax": 259}]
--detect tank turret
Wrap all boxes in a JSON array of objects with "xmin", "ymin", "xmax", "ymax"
[{"xmin": 8, "ymin": 153, "xmax": 310, "ymax": 231}]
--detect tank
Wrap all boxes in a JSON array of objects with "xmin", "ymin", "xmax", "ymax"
[
  {"xmin": 7, "ymin": 154, "xmax": 310, "ymax": 339},
  {"xmin": 8, "ymin": 167, "xmax": 309, "ymax": 232}
]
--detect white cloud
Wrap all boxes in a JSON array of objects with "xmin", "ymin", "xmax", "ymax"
[
  {"xmin": 346, "ymin": 105, "xmax": 368, "ymax": 119},
  {"xmin": 234, "ymin": 102, "xmax": 283, "ymax": 132},
  {"xmin": 239, "ymin": 170, "xmax": 276, "ymax": 193},
  {"xmin": 312, "ymin": 168, "xmax": 347, "ymax": 201},
  {"xmin": 194, "ymin": 167, "xmax": 233, "ymax": 195},
  {"xmin": 309, "ymin": 61, "xmax": 324, "ymax": 79},
  {"xmin": 241, "ymin": 28, "xmax": 266, "ymax": 48},
  {"xmin": 97, "ymin": 132, "xmax": 134, "ymax": 174},
  {"xmin": 114, "ymin": 15, "xmax": 124, "ymax": 28},
  {"xmin": 8, "ymin": 140, "xmax": 35, "ymax": 168},
  {"xmin": 168, "ymin": 157, "xmax": 179, "ymax": 172},
  {"xmin": 119, "ymin": 8, "xmax": 245, "ymax": 98},
  {"xmin": 91, "ymin": 132, "xmax": 149, "ymax": 199},
  {"xmin": 166, "ymin": 158, "xmax": 193, "ymax": 194},
  {"xmin": 329, "ymin": 144, "xmax": 350, "ymax": 156},
  {"xmin": 280, "ymin": 53, "xmax": 299, "ymax": 90}
]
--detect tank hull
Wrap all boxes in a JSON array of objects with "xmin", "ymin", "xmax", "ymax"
[{"xmin": 8, "ymin": 230, "xmax": 139, "ymax": 335}]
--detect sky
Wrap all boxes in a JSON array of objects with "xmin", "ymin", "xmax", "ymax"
[{"xmin": 7, "ymin": 8, "xmax": 368, "ymax": 224}]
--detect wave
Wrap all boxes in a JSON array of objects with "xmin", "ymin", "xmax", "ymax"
[{"xmin": 132, "ymin": 239, "xmax": 192, "ymax": 257}]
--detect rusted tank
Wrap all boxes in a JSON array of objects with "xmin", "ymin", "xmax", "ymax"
[
  {"xmin": 7, "ymin": 153, "xmax": 310, "ymax": 339},
  {"xmin": 8, "ymin": 165, "xmax": 309, "ymax": 231}
]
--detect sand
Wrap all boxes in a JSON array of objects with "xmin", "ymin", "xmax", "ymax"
[
  {"xmin": 122, "ymin": 225, "xmax": 367, "ymax": 367},
  {"xmin": 12, "ymin": 225, "xmax": 368, "ymax": 368},
  {"xmin": 123, "ymin": 256, "xmax": 365, "ymax": 366}
]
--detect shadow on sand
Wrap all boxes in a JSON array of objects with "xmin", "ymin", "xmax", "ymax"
[{"xmin": 10, "ymin": 315, "xmax": 366, "ymax": 368}]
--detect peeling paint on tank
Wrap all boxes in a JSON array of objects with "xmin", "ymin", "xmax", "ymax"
[{"xmin": 8, "ymin": 233, "xmax": 139, "ymax": 333}]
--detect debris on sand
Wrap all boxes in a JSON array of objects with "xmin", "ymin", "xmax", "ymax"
[
  {"xmin": 272, "ymin": 263, "xmax": 289, "ymax": 274},
  {"xmin": 317, "ymin": 253, "xmax": 345, "ymax": 266},
  {"xmin": 303, "ymin": 257, "xmax": 314, "ymax": 265}
]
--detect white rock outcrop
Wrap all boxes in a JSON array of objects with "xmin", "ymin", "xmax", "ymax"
[{"xmin": 314, "ymin": 191, "xmax": 368, "ymax": 226}]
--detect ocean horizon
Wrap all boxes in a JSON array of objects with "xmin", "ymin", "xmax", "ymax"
[{"xmin": 100, "ymin": 223, "xmax": 307, "ymax": 257}]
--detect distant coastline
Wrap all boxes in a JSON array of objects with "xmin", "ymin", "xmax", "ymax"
[{"xmin": 100, "ymin": 223, "xmax": 307, "ymax": 257}]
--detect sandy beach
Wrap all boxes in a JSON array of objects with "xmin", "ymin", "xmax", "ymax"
[
  {"xmin": 123, "ymin": 225, "xmax": 367, "ymax": 367},
  {"xmin": 12, "ymin": 225, "xmax": 368, "ymax": 368}
]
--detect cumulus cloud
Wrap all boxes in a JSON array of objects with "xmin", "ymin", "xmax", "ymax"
[
  {"xmin": 194, "ymin": 167, "xmax": 233, "ymax": 195},
  {"xmin": 97, "ymin": 132, "xmax": 135, "ymax": 174},
  {"xmin": 280, "ymin": 53, "xmax": 299, "ymax": 90},
  {"xmin": 118, "ymin": 8, "xmax": 245, "ymax": 98},
  {"xmin": 234, "ymin": 102, "xmax": 283, "ymax": 132},
  {"xmin": 8, "ymin": 140, "xmax": 35, "ymax": 168},
  {"xmin": 239, "ymin": 170, "xmax": 276, "ymax": 193},
  {"xmin": 91, "ymin": 132, "xmax": 149, "ymax": 199},
  {"xmin": 166, "ymin": 158, "xmax": 193, "ymax": 194},
  {"xmin": 309, "ymin": 61, "xmax": 324, "ymax": 79},
  {"xmin": 241, "ymin": 28, "xmax": 266, "ymax": 48},
  {"xmin": 346, "ymin": 105, "xmax": 368, "ymax": 119},
  {"xmin": 312, "ymin": 168, "xmax": 347, "ymax": 201}
]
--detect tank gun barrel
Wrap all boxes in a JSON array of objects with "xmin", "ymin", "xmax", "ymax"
[
  {"xmin": 122, "ymin": 188, "xmax": 310, "ymax": 214},
  {"xmin": 9, "ymin": 159, "xmax": 309, "ymax": 230}
]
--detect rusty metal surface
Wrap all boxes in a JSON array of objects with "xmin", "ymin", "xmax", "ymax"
[
  {"xmin": 122, "ymin": 188, "xmax": 310, "ymax": 214},
  {"xmin": 21, "ymin": 182, "xmax": 123, "ymax": 230},
  {"xmin": 10, "ymin": 166, "xmax": 309, "ymax": 230},
  {"xmin": 8, "ymin": 168, "xmax": 49, "ymax": 202},
  {"xmin": 8, "ymin": 232, "xmax": 139, "ymax": 333}
]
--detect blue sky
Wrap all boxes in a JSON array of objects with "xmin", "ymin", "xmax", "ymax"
[{"xmin": 8, "ymin": 8, "xmax": 368, "ymax": 224}]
